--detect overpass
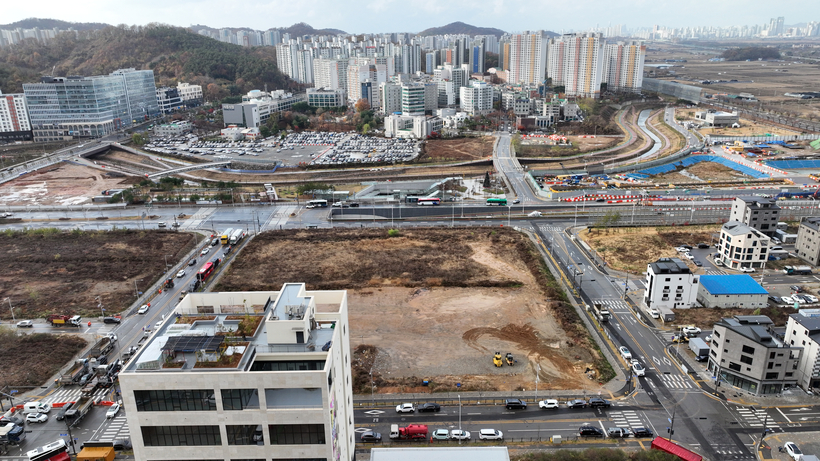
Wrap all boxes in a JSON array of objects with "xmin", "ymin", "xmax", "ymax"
[{"xmin": 147, "ymin": 161, "xmax": 232, "ymax": 180}]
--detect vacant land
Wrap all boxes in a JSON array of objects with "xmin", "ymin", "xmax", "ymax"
[
  {"xmin": 423, "ymin": 137, "xmax": 494, "ymax": 162},
  {"xmin": 675, "ymin": 109, "xmax": 801, "ymax": 137},
  {"xmin": 0, "ymin": 229, "xmax": 195, "ymax": 320},
  {"xmin": 672, "ymin": 306, "xmax": 790, "ymax": 329},
  {"xmin": 654, "ymin": 161, "xmax": 752, "ymax": 183},
  {"xmin": 0, "ymin": 329, "xmax": 87, "ymax": 387},
  {"xmin": 217, "ymin": 228, "xmax": 608, "ymax": 393},
  {"xmin": 580, "ymin": 225, "xmax": 720, "ymax": 273},
  {"xmin": 0, "ymin": 162, "xmax": 141, "ymax": 207},
  {"xmin": 516, "ymin": 135, "xmax": 620, "ymax": 158}
]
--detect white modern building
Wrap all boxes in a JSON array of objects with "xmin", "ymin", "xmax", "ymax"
[
  {"xmin": 306, "ymin": 88, "xmax": 346, "ymax": 108},
  {"xmin": 313, "ymin": 58, "xmax": 349, "ymax": 95},
  {"xmin": 459, "ymin": 80, "xmax": 493, "ymax": 116},
  {"xmin": 380, "ymin": 81, "xmax": 402, "ymax": 114},
  {"xmin": 156, "ymin": 87, "xmax": 183, "ymax": 114},
  {"xmin": 384, "ymin": 114, "xmax": 443, "ymax": 139},
  {"xmin": 177, "ymin": 83, "xmax": 203, "ymax": 104},
  {"xmin": 644, "ymin": 257, "xmax": 699, "ymax": 310},
  {"xmin": 222, "ymin": 90, "xmax": 304, "ymax": 128},
  {"xmin": 0, "ymin": 90, "xmax": 32, "ymax": 142},
  {"xmin": 785, "ymin": 309, "xmax": 820, "ymax": 390},
  {"xmin": 717, "ymin": 221, "xmax": 770, "ymax": 270},
  {"xmin": 119, "ymin": 283, "xmax": 356, "ymax": 461},
  {"xmin": 153, "ymin": 121, "xmax": 193, "ymax": 137}
]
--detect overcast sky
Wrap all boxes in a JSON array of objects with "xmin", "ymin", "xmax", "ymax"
[{"xmin": 3, "ymin": 0, "xmax": 810, "ymax": 33}]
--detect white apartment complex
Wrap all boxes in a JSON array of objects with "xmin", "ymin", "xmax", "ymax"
[
  {"xmin": 784, "ymin": 309, "xmax": 820, "ymax": 390},
  {"xmin": 644, "ymin": 258, "xmax": 699, "ymax": 310},
  {"xmin": 313, "ymin": 58, "xmax": 349, "ymax": 97},
  {"xmin": 717, "ymin": 221, "xmax": 770, "ymax": 270},
  {"xmin": 176, "ymin": 83, "xmax": 203, "ymax": 103},
  {"xmin": 602, "ymin": 41, "xmax": 645, "ymax": 93},
  {"xmin": 0, "ymin": 90, "xmax": 31, "ymax": 142},
  {"xmin": 548, "ymin": 33, "xmax": 604, "ymax": 98},
  {"xmin": 119, "ymin": 283, "xmax": 356, "ymax": 461},
  {"xmin": 507, "ymin": 32, "xmax": 547, "ymax": 85},
  {"xmin": 459, "ymin": 81, "xmax": 493, "ymax": 116}
]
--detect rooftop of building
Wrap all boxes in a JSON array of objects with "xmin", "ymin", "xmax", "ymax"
[
  {"xmin": 370, "ymin": 447, "xmax": 510, "ymax": 461},
  {"xmin": 789, "ymin": 309, "xmax": 820, "ymax": 338},
  {"xmin": 800, "ymin": 217, "xmax": 820, "ymax": 231},
  {"xmin": 122, "ymin": 283, "xmax": 344, "ymax": 374},
  {"xmin": 648, "ymin": 257, "xmax": 691, "ymax": 274},
  {"xmin": 699, "ymin": 275, "xmax": 768, "ymax": 295},
  {"xmin": 735, "ymin": 196, "xmax": 780, "ymax": 209},
  {"xmin": 722, "ymin": 220, "xmax": 768, "ymax": 238},
  {"xmin": 716, "ymin": 315, "xmax": 792, "ymax": 349}
]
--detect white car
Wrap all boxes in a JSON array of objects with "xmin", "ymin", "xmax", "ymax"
[
  {"xmin": 138, "ymin": 304, "xmax": 149, "ymax": 314},
  {"xmin": 739, "ymin": 267, "xmax": 755, "ymax": 273},
  {"xmin": 675, "ymin": 247, "xmax": 688, "ymax": 252},
  {"xmin": 784, "ymin": 442, "xmax": 802, "ymax": 461},
  {"xmin": 395, "ymin": 403, "xmax": 415, "ymax": 413},
  {"xmin": 450, "ymin": 429, "xmax": 471, "ymax": 440},
  {"xmin": 806, "ymin": 295, "xmax": 819, "ymax": 303},
  {"xmin": 782, "ymin": 296, "xmax": 795, "ymax": 304},
  {"xmin": 176, "ymin": 269, "xmax": 186, "ymax": 278},
  {"xmin": 16, "ymin": 320, "xmax": 34, "ymax": 328},
  {"xmin": 200, "ymin": 248, "xmax": 210, "ymax": 256},
  {"xmin": 26, "ymin": 413, "xmax": 48, "ymax": 424},
  {"xmin": 619, "ymin": 346, "xmax": 632, "ymax": 361},
  {"xmin": 538, "ymin": 399, "xmax": 559, "ymax": 409},
  {"xmin": 682, "ymin": 326, "xmax": 702, "ymax": 336},
  {"xmin": 647, "ymin": 308, "xmax": 660, "ymax": 319},
  {"xmin": 478, "ymin": 429, "xmax": 503, "ymax": 440},
  {"xmin": 684, "ymin": 252, "xmax": 695, "ymax": 260},
  {"xmin": 106, "ymin": 403, "xmax": 121, "ymax": 418},
  {"xmin": 631, "ymin": 360, "xmax": 646, "ymax": 377}
]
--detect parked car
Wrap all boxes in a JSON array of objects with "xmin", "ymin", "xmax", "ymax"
[
  {"xmin": 782, "ymin": 296, "xmax": 795, "ymax": 304},
  {"xmin": 631, "ymin": 360, "xmax": 646, "ymax": 377},
  {"xmin": 682, "ymin": 326, "xmax": 702, "ymax": 335},
  {"xmin": 479, "ymin": 429, "xmax": 504, "ymax": 440},
  {"xmin": 694, "ymin": 260, "xmax": 703, "ymax": 267},
  {"xmin": 588, "ymin": 397, "xmax": 611, "ymax": 408},
  {"xmin": 16, "ymin": 320, "xmax": 34, "ymax": 327},
  {"xmin": 784, "ymin": 442, "xmax": 802, "ymax": 461},
  {"xmin": 395, "ymin": 403, "xmax": 415, "ymax": 413},
  {"xmin": 417, "ymin": 402, "xmax": 441, "ymax": 412},
  {"xmin": 684, "ymin": 252, "xmax": 696, "ymax": 260},
  {"xmin": 112, "ymin": 439, "xmax": 132, "ymax": 451},
  {"xmin": 26, "ymin": 413, "xmax": 48, "ymax": 424},
  {"xmin": 632, "ymin": 427, "xmax": 654, "ymax": 438},
  {"xmin": 769, "ymin": 295, "xmax": 783, "ymax": 304},
  {"xmin": 538, "ymin": 399, "xmax": 559, "ymax": 409},
  {"xmin": 106, "ymin": 403, "xmax": 121, "ymax": 418},
  {"xmin": 608, "ymin": 427, "xmax": 631, "ymax": 438},
  {"xmin": 505, "ymin": 399, "xmax": 527, "ymax": 410},
  {"xmin": 431, "ymin": 429, "xmax": 450, "ymax": 441},
  {"xmin": 790, "ymin": 285, "xmax": 803, "ymax": 293},
  {"xmin": 739, "ymin": 267, "xmax": 756, "ymax": 273},
  {"xmin": 450, "ymin": 429, "xmax": 471, "ymax": 440},
  {"xmin": 360, "ymin": 430, "xmax": 382, "ymax": 443},
  {"xmin": 648, "ymin": 308, "xmax": 660, "ymax": 319},
  {"xmin": 567, "ymin": 399, "xmax": 587, "ymax": 409},
  {"xmin": 619, "ymin": 346, "xmax": 632, "ymax": 361},
  {"xmin": 579, "ymin": 425, "xmax": 604, "ymax": 437},
  {"xmin": 697, "ymin": 243, "xmax": 709, "ymax": 249}
]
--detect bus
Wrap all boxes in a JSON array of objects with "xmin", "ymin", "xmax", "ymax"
[
  {"xmin": 307, "ymin": 199, "xmax": 328, "ymax": 208},
  {"xmin": 197, "ymin": 262, "xmax": 215, "ymax": 281},
  {"xmin": 220, "ymin": 228, "xmax": 234, "ymax": 245},
  {"xmin": 26, "ymin": 439, "xmax": 70, "ymax": 461},
  {"xmin": 486, "ymin": 198, "xmax": 507, "ymax": 206},
  {"xmin": 417, "ymin": 198, "xmax": 441, "ymax": 206}
]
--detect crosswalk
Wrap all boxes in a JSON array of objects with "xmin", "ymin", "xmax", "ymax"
[
  {"xmin": 592, "ymin": 298, "xmax": 631, "ymax": 311},
  {"xmin": 538, "ymin": 225, "xmax": 564, "ymax": 233},
  {"xmin": 41, "ymin": 386, "xmax": 114, "ymax": 404},
  {"xmin": 735, "ymin": 406, "xmax": 779, "ymax": 429},
  {"xmin": 180, "ymin": 207, "xmax": 218, "ymax": 230},
  {"xmin": 706, "ymin": 270, "xmax": 727, "ymax": 275},
  {"xmin": 97, "ymin": 414, "xmax": 130, "ymax": 442},
  {"xmin": 709, "ymin": 444, "xmax": 755, "ymax": 459},
  {"xmin": 609, "ymin": 410, "xmax": 647, "ymax": 430},
  {"xmin": 659, "ymin": 373, "xmax": 694, "ymax": 389}
]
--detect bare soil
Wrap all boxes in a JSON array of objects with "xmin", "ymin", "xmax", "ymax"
[
  {"xmin": 580, "ymin": 225, "xmax": 721, "ymax": 273},
  {"xmin": 0, "ymin": 229, "xmax": 196, "ymax": 320},
  {"xmin": 0, "ymin": 329, "xmax": 87, "ymax": 388},
  {"xmin": 216, "ymin": 228, "xmax": 606, "ymax": 393},
  {"xmin": 0, "ymin": 163, "xmax": 142, "ymax": 207},
  {"xmin": 423, "ymin": 137, "xmax": 494, "ymax": 162},
  {"xmin": 672, "ymin": 306, "xmax": 790, "ymax": 329},
  {"xmin": 654, "ymin": 161, "xmax": 752, "ymax": 183}
]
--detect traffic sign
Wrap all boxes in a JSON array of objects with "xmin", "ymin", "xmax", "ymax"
[{"xmin": 60, "ymin": 434, "xmax": 67, "ymax": 437}]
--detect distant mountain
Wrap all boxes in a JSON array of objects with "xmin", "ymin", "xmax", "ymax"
[
  {"xmin": 190, "ymin": 22, "xmax": 346, "ymax": 38},
  {"xmin": 0, "ymin": 18, "xmax": 109, "ymax": 31},
  {"xmin": 417, "ymin": 22, "xmax": 506, "ymax": 38}
]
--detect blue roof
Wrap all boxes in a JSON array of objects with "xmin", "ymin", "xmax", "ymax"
[{"xmin": 699, "ymin": 275, "xmax": 768, "ymax": 295}]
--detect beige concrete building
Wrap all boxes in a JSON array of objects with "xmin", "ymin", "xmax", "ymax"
[
  {"xmin": 729, "ymin": 197, "xmax": 781, "ymax": 237},
  {"xmin": 795, "ymin": 217, "xmax": 820, "ymax": 265},
  {"xmin": 119, "ymin": 283, "xmax": 355, "ymax": 461},
  {"xmin": 784, "ymin": 309, "xmax": 820, "ymax": 390},
  {"xmin": 717, "ymin": 221, "xmax": 770, "ymax": 270}
]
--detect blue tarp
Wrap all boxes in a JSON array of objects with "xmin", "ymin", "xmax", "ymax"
[
  {"xmin": 625, "ymin": 155, "xmax": 769, "ymax": 180},
  {"xmin": 766, "ymin": 160, "xmax": 820, "ymax": 169}
]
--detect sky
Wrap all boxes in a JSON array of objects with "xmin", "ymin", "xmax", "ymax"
[{"xmin": 3, "ymin": 0, "xmax": 812, "ymax": 33}]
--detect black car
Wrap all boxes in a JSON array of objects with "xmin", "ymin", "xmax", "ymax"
[
  {"xmin": 417, "ymin": 402, "xmax": 441, "ymax": 412},
  {"xmin": 769, "ymin": 295, "xmax": 783, "ymax": 304},
  {"xmin": 694, "ymin": 260, "xmax": 703, "ymax": 267},
  {"xmin": 349, "ymin": 202, "xmax": 360, "ymax": 208},
  {"xmin": 632, "ymin": 427, "xmax": 653, "ymax": 438},
  {"xmin": 567, "ymin": 399, "xmax": 587, "ymax": 409},
  {"xmin": 588, "ymin": 397, "xmax": 611, "ymax": 408},
  {"xmin": 505, "ymin": 399, "xmax": 527, "ymax": 410},
  {"xmin": 55, "ymin": 402, "xmax": 73, "ymax": 421},
  {"xmin": 103, "ymin": 317, "xmax": 121, "ymax": 324},
  {"xmin": 0, "ymin": 415, "xmax": 25, "ymax": 426},
  {"xmin": 360, "ymin": 431, "xmax": 382, "ymax": 443},
  {"xmin": 188, "ymin": 258, "xmax": 197, "ymax": 266},
  {"xmin": 189, "ymin": 280, "xmax": 200, "ymax": 291},
  {"xmin": 112, "ymin": 438, "xmax": 132, "ymax": 450},
  {"xmin": 697, "ymin": 243, "xmax": 709, "ymax": 249},
  {"xmin": 680, "ymin": 244, "xmax": 693, "ymax": 250},
  {"xmin": 790, "ymin": 285, "xmax": 803, "ymax": 293},
  {"xmin": 579, "ymin": 425, "xmax": 604, "ymax": 437}
]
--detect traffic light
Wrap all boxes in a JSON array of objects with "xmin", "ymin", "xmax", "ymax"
[{"xmin": 666, "ymin": 427, "xmax": 674, "ymax": 435}]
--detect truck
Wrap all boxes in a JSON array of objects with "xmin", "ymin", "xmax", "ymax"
[
  {"xmin": 658, "ymin": 306, "xmax": 675, "ymax": 323},
  {"xmin": 229, "ymin": 229, "xmax": 245, "ymax": 245},
  {"xmin": 58, "ymin": 358, "xmax": 89, "ymax": 385},
  {"xmin": 0, "ymin": 422, "xmax": 26, "ymax": 445},
  {"xmin": 23, "ymin": 402, "xmax": 51, "ymax": 415},
  {"xmin": 689, "ymin": 337, "xmax": 710, "ymax": 358},
  {"xmin": 63, "ymin": 395, "xmax": 94, "ymax": 425},
  {"xmin": 389, "ymin": 424, "xmax": 428, "ymax": 440},
  {"xmin": 220, "ymin": 228, "xmax": 234, "ymax": 245},
  {"xmin": 592, "ymin": 303, "xmax": 611, "ymax": 322},
  {"xmin": 88, "ymin": 335, "xmax": 116, "ymax": 358},
  {"xmin": 81, "ymin": 378, "xmax": 100, "ymax": 397},
  {"xmin": 47, "ymin": 315, "xmax": 81, "ymax": 327},
  {"xmin": 784, "ymin": 266, "xmax": 813, "ymax": 275}
]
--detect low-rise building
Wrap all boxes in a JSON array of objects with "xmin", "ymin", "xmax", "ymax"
[
  {"xmin": 222, "ymin": 90, "xmax": 304, "ymax": 128},
  {"xmin": 708, "ymin": 315, "xmax": 801, "ymax": 395},
  {"xmin": 644, "ymin": 258, "xmax": 699, "ymax": 310},
  {"xmin": 695, "ymin": 109, "xmax": 740, "ymax": 126},
  {"xmin": 696, "ymin": 275, "xmax": 768, "ymax": 308},
  {"xmin": 153, "ymin": 121, "xmax": 193, "ymax": 137},
  {"xmin": 717, "ymin": 221, "xmax": 770, "ymax": 270},
  {"xmin": 384, "ymin": 114, "xmax": 442, "ymax": 139},
  {"xmin": 730, "ymin": 197, "xmax": 781, "ymax": 237},
  {"xmin": 796, "ymin": 217, "xmax": 820, "ymax": 265},
  {"xmin": 156, "ymin": 87, "xmax": 183, "ymax": 114},
  {"xmin": 306, "ymin": 88, "xmax": 346, "ymax": 108},
  {"xmin": 784, "ymin": 309, "xmax": 820, "ymax": 390},
  {"xmin": 177, "ymin": 82, "xmax": 203, "ymax": 105}
]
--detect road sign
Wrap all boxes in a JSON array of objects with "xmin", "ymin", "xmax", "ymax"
[{"xmin": 60, "ymin": 433, "xmax": 67, "ymax": 437}]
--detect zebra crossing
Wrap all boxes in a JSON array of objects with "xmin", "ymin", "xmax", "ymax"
[
  {"xmin": 735, "ymin": 406, "xmax": 779, "ymax": 429},
  {"xmin": 710, "ymin": 445, "xmax": 755, "ymax": 459},
  {"xmin": 97, "ymin": 415, "xmax": 130, "ymax": 442},
  {"xmin": 592, "ymin": 298, "xmax": 631, "ymax": 311},
  {"xmin": 608, "ymin": 410, "xmax": 646, "ymax": 430},
  {"xmin": 538, "ymin": 225, "xmax": 564, "ymax": 233},
  {"xmin": 706, "ymin": 270, "xmax": 727, "ymax": 275},
  {"xmin": 180, "ymin": 207, "xmax": 217, "ymax": 230},
  {"xmin": 659, "ymin": 373, "xmax": 693, "ymax": 389},
  {"xmin": 41, "ymin": 386, "xmax": 113, "ymax": 404}
]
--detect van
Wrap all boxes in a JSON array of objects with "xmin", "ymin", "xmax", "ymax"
[
  {"xmin": 771, "ymin": 246, "xmax": 783, "ymax": 251},
  {"xmin": 23, "ymin": 402, "xmax": 51, "ymax": 414}
]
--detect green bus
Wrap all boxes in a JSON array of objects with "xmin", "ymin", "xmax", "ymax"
[{"xmin": 486, "ymin": 198, "xmax": 508, "ymax": 206}]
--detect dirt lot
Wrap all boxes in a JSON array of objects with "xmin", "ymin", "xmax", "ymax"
[
  {"xmin": 423, "ymin": 137, "xmax": 494, "ymax": 162},
  {"xmin": 580, "ymin": 225, "xmax": 721, "ymax": 273},
  {"xmin": 517, "ymin": 135, "xmax": 620, "ymax": 158},
  {"xmin": 216, "ymin": 228, "xmax": 607, "ymax": 393},
  {"xmin": 672, "ymin": 306, "xmax": 790, "ymax": 329},
  {"xmin": 0, "ymin": 329, "xmax": 87, "ymax": 387},
  {"xmin": 0, "ymin": 229, "xmax": 195, "ymax": 320},
  {"xmin": 654, "ymin": 161, "xmax": 752, "ymax": 183},
  {"xmin": 0, "ymin": 163, "xmax": 141, "ymax": 206}
]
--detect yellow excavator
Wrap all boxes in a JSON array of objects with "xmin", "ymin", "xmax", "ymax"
[{"xmin": 493, "ymin": 352, "xmax": 503, "ymax": 367}]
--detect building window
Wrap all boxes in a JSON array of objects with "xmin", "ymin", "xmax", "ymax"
[
  {"xmin": 770, "ymin": 352, "xmax": 776, "ymax": 359},
  {"xmin": 134, "ymin": 390, "xmax": 216, "ymax": 412},
  {"xmin": 728, "ymin": 362, "xmax": 741, "ymax": 372},
  {"xmin": 251, "ymin": 360, "xmax": 326, "ymax": 371},
  {"xmin": 141, "ymin": 425, "xmax": 221, "ymax": 446},
  {"xmin": 741, "ymin": 345, "xmax": 755, "ymax": 354},
  {"xmin": 268, "ymin": 424, "xmax": 326, "ymax": 445},
  {"xmin": 765, "ymin": 372, "xmax": 779, "ymax": 380},
  {"xmin": 221, "ymin": 389, "xmax": 260, "ymax": 410},
  {"xmin": 226, "ymin": 425, "xmax": 262, "ymax": 445},
  {"xmin": 740, "ymin": 355, "xmax": 754, "ymax": 365}
]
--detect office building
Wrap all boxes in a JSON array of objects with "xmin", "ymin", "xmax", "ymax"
[
  {"xmin": 222, "ymin": 90, "xmax": 304, "ymax": 128},
  {"xmin": 0, "ymin": 90, "xmax": 32, "ymax": 143},
  {"xmin": 602, "ymin": 41, "xmax": 645, "ymax": 93},
  {"xmin": 470, "ymin": 38, "xmax": 485, "ymax": 74},
  {"xmin": 729, "ymin": 197, "xmax": 781, "ymax": 237},
  {"xmin": 153, "ymin": 121, "xmax": 193, "ymax": 137},
  {"xmin": 384, "ymin": 114, "xmax": 442, "ymax": 139},
  {"xmin": 306, "ymin": 88, "xmax": 346, "ymax": 108},
  {"xmin": 22, "ymin": 69, "xmax": 159, "ymax": 142},
  {"xmin": 459, "ymin": 81, "xmax": 493, "ymax": 116},
  {"xmin": 119, "ymin": 283, "xmax": 356, "ymax": 461},
  {"xmin": 717, "ymin": 221, "xmax": 770, "ymax": 270},
  {"xmin": 176, "ymin": 83, "xmax": 203, "ymax": 105},
  {"xmin": 400, "ymin": 83, "xmax": 426, "ymax": 116},
  {"xmin": 644, "ymin": 258, "xmax": 699, "ymax": 311},
  {"xmin": 696, "ymin": 275, "xmax": 768, "ymax": 308},
  {"xmin": 380, "ymin": 82, "xmax": 402, "ymax": 114},
  {"xmin": 548, "ymin": 33, "xmax": 604, "ymax": 98},
  {"xmin": 708, "ymin": 315, "xmax": 800, "ymax": 395},
  {"xmin": 507, "ymin": 32, "xmax": 547, "ymax": 85},
  {"xmin": 796, "ymin": 217, "xmax": 820, "ymax": 265},
  {"xmin": 156, "ymin": 87, "xmax": 183, "ymax": 115},
  {"xmin": 785, "ymin": 309, "xmax": 820, "ymax": 390}
]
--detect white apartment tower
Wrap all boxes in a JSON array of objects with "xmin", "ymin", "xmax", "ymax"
[
  {"xmin": 459, "ymin": 80, "xmax": 493, "ymax": 116},
  {"xmin": 507, "ymin": 32, "xmax": 547, "ymax": 85},
  {"xmin": 313, "ymin": 58, "xmax": 350, "ymax": 98},
  {"xmin": 602, "ymin": 41, "xmax": 645, "ymax": 93},
  {"xmin": 548, "ymin": 33, "xmax": 604, "ymax": 98},
  {"xmin": 0, "ymin": 90, "xmax": 31, "ymax": 138},
  {"xmin": 644, "ymin": 257, "xmax": 699, "ymax": 311},
  {"xmin": 380, "ymin": 81, "xmax": 402, "ymax": 114}
]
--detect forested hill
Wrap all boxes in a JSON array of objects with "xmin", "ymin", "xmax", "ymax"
[
  {"xmin": 0, "ymin": 18, "xmax": 109, "ymax": 31},
  {"xmin": 0, "ymin": 24, "xmax": 297, "ymax": 101}
]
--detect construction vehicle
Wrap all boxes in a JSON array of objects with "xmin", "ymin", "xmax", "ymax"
[
  {"xmin": 389, "ymin": 424, "xmax": 428, "ymax": 440},
  {"xmin": 58, "ymin": 359, "xmax": 89, "ymax": 385},
  {"xmin": 0, "ymin": 422, "xmax": 26, "ymax": 445},
  {"xmin": 88, "ymin": 335, "xmax": 116, "ymax": 358},
  {"xmin": 493, "ymin": 352, "xmax": 503, "ymax": 367},
  {"xmin": 63, "ymin": 394, "xmax": 94, "ymax": 425},
  {"xmin": 592, "ymin": 303, "xmax": 611, "ymax": 322},
  {"xmin": 47, "ymin": 315, "xmax": 81, "ymax": 327},
  {"xmin": 164, "ymin": 278, "xmax": 174, "ymax": 289},
  {"xmin": 672, "ymin": 335, "xmax": 690, "ymax": 344},
  {"xmin": 505, "ymin": 353, "xmax": 515, "ymax": 366}
]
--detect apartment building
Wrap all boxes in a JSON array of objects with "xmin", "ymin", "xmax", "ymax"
[
  {"xmin": 177, "ymin": 82, "xmax": 204, "ymax": 105},
  {"xmin": 644, "ymin": 258, "xmax": 699, "ymax": 310},
  {"xmin": 380, "ymin": 81, "xmax": 402, "ymax": 114},
  {"xmin": 507, "ymin": 32, "xmax": 547, "ymax": 85},
  {"xmin": 119, "ymin": 283, "xmax": 355, "ymax": 461},
  {"xmin": 795, "ymin": 217, "xmax": 820, "ymax": 265},
  {"xmin": 459, "ymin": 81, "xmax": 493, "ymax": 116},
  {"xmin": 0, "ymin": 90, "xmax": 32, "ymax": 142},
  {"xmin": 717, "ymin": 221, "xmax": 770, "ymax": 270},
  {"xmin": 313, "ymin": 58, "xmax": 349, "ymax": 96},
  {"xmin": 729, "ymin": 197, "xmax": 781, "ymax": 237},
  {"xmin": 708, "ymin": 315, "xmax": 800, "ymax": 395},
  {"xmin": 784, "ymin": 309, "xmax": 820, "ymax": 390},
  {"xmin": 548, "ymin": 33, "xmax": 604, "ymax": 98},
  {"xmin": 602, "ymin": 41, "xmax": 645, "ymax": 93}
]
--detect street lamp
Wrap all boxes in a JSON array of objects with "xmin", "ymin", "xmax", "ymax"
[
  {"xmin": 458, "ymin": 394, "xmax": 462, "ymax": 445},
  {"xmin": 96, "ymin": 296, "xmax": 104, "ymax": 318},
  {"xmin": 164, "ymin": 254, "xmax": 174, "ymax": 273},
  {"xmin": 134, "ymin": 279, "xmax": 143, "ymax": 298},
  {"xmin": 4, "ymin": 297, "xmax": 13, "ymax": 321}
]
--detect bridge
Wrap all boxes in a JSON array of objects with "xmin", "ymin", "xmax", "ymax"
[{"xmin": 147, "ymin": 161, "xmax": 232, "ymax": 180}]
